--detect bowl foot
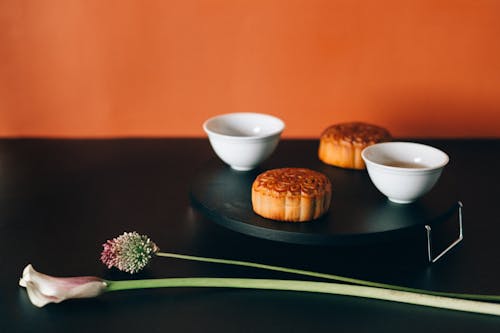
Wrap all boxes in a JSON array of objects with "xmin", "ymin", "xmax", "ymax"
[{"xmin": 388, "ymin": 198, "xmax": 414, "ymax": 204}]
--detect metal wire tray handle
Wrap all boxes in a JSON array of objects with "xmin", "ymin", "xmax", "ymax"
[{"xmin": 425, "ymin": 201, "xmax": 464, "ymax": 263}]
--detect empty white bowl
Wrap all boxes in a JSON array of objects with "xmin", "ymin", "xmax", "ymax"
[
  {"xmin": 203, "ymin": 112, "xmax": 285, "ymax": 171},
  {"xmin": 361, "ymin": 142, "xmax": 449, "ymax": 204}
]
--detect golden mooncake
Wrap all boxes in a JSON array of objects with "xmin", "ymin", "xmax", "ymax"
[
  {"xmin": 251, "ymin": 168, "xmax": 332, "ymax": 222},
  {"xmin": 318, "ymin": 122, "xmax": 391, "ymax": 169}
]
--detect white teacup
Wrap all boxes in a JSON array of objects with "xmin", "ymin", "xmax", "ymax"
[
  {"xmin": 203, "ymin": 113, "xmax": 285, "ymax": 171},
  {"xmin": 361, "ymin": 142, "xmax": 449, "ymax": 204}
]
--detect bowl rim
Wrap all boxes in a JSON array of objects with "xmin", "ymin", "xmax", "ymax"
[
  {"xmin": 203, "ymin": 112, "xmax": 285, "ymax": 141},
  {"xmin": 361, "ymin": 141, "xmax": 449, "ymax": 172}
]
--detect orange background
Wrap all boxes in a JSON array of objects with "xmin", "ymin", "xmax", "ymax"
[{"xmin": 1, "ymin": 0, "xmax": 499, "ymax": 138}]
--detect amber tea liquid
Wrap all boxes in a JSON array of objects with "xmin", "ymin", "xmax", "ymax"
[{"xmin": 383, "ymin": 161, "xmax": 428, "ymax": 168}]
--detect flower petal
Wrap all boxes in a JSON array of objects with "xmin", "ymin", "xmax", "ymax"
[{"xmin": 19, "ymin": 264, "xmax": 107, "ymax": 307}]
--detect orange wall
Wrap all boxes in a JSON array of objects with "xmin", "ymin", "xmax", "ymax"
[{"xmin": 1, "ymin": 0, "xmax": 499, "ymax": 138}]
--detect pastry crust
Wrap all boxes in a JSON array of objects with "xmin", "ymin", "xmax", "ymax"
[
  {"xmin": 251, "ymin": 168, "xmax": 332, "ymax": 222},
  {"xmin": 318, "ymin": 122, "xmax": 391, "ymax": 169}
]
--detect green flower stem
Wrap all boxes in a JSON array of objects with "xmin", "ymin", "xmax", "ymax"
[
  {"xmin": 156, "ymin": 252, "xmax": 500, "ymax": 302},
  {"xmin": 105, "ymin": 277, "xmax": 500, "ymax": 316}
]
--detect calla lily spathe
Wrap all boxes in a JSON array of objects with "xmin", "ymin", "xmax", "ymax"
[{"xmin": 19, "ymin": 264, "xmax": 107, "ymax": 307}]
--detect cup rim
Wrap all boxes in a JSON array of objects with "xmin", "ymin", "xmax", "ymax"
[
  {"xmin": 203, "ymin": 112, "xmax": 285, "ymax": 141},
  {"xmin": 361, "ymin": 141, "xmax": 449, "ymax": 172}
]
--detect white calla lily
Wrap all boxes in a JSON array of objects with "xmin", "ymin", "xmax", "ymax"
[{"xmin": 19, "ymin": 264, "xmax": 107, "ymax": 307}]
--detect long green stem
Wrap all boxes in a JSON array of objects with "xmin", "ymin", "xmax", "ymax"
[
  {"xmin": 156, "ymin": 252, "xmax": 500, "ymax": 302},
  {"xmin": 105, "ymin": 277, "xmax": 500, "ymax": 316}
]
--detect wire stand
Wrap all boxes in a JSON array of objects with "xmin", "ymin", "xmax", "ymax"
[{"xmin": 425, "ymin": 201, "xmax": 464, "ymax": 263}]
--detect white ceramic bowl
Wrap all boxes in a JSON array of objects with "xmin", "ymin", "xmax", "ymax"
[
  {"xmin": 361, "ymin": 142, "xmax": 449, "ymax": 204},
  {"xmin": 203, "ymin": 112, "xmax": 285, "ymax": 171}
]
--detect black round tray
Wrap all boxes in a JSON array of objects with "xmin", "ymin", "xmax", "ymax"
[{"xmin": 190, "ymin": 159, "xmax": 458, "ymax": 246}]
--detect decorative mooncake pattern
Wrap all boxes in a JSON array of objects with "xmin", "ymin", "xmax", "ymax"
[
  {"xmin": 252, "ymin": 168, "xmax": 332, "ymax": 222},
  {"xmin": 319, "ymin": 122, "xmax": 391, "ymax": 169}
]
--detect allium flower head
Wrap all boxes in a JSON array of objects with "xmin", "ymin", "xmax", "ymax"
[{"xmin": 101, "ymin": 232, "xmax": 159, "ymax": 274}]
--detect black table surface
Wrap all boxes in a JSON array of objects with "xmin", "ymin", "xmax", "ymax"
[{"xmin": 1, "ymin": 138, "xmax": 499, "ymax": 332}]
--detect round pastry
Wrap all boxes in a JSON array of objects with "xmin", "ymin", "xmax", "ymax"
[
  {"xmin": 251, "ymin": 168, "xmax": 332, "ymax": 222},
  {"xmin": 318, "ymin": 122, "xmax": 391, "ymax": 169}
]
